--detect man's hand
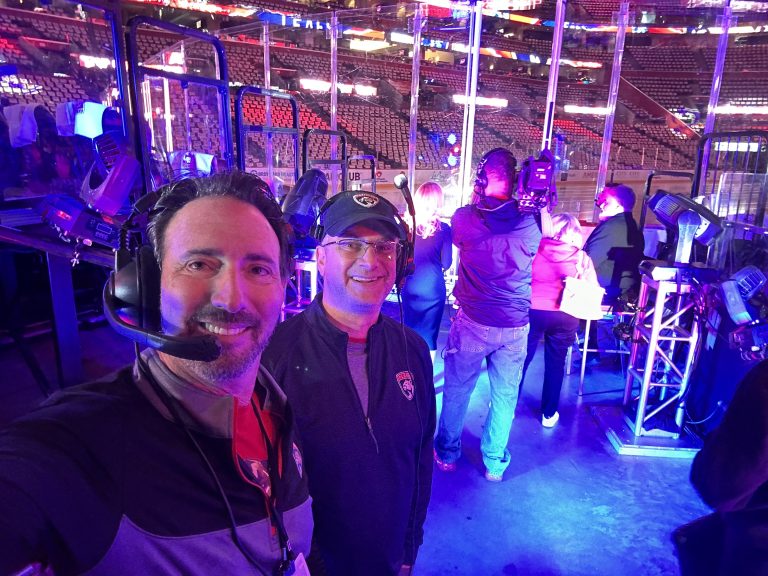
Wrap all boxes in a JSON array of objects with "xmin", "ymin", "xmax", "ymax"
[{"xmin": 398, "ymin": 564, "xmax": 413, "ymax": 576}]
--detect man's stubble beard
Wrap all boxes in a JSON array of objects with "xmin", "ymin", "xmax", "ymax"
[
  {"xmin": 175, "ymin": 307, "xmax": 279, "ymax": 386},
  {"xmin": 188, "ymin": 319, "xmax": 274, "ymax": 383}
]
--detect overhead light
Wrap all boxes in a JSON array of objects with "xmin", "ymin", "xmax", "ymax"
[
  {"xmin": 452, "ymin": 95, "xmax": 508, "ymax": 107},
  {"xmin": 344, "ymin": 28, "xmax": 385, "ymax": 39},
  {"xmin": 78, "ymin": 54, "xmax": 115, "ymax": 70},
  {"xmin": 564, "ymin": 104, "xmax": 610, "ymax": 115},
  {"xmin": 714, "ymin": 141, "xmax": 761, "ymax": 152},
  {"xmin": 349, "ymin": 39, "xmax": 391, "ymax": 52},
  {"xmin": 390, "ymin": 31, "xmax": 414, "ymax": 44},
  {"xmin": 355, "ymin": 84, "xmax": 377, "ymax": 97},
  {"xmin": 712, "ymin": 104, "xmax": 768, "ymax": 115},
  {"xmin": 300, "ymin": 78, "xmax": 377, "ymax": 97}
]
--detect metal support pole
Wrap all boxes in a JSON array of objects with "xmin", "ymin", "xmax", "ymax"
[
  {"xmin": 624, "ymin": 278, "xmax": 648, "ymax": 405},
  {"xmin": 541, "ymin": 0, "xmax": 567, "ymax": 152},
  {"xmin": 263, "ymin": 24, "xmax": 273, "ymax": 183},
  {"xmin": 47, "ymin": 254, "xmax": 84, "ymax": 388},
  {"xmin": 595, "ymin": 2, "xmax": 629, "ymax": 202},
  {"xmin": 699, "ymin": 1, "xmax": 733, "ymax": 195},
  {"xmin": 329, "ymin": 13, "xmax": 340, "ymax": 195},
  {"xmin": 407, "ymin": 4, "xmax": 426, "ymax": 191},
  {"xmin": 632, "ymin": 278, "xmax": 666, "ymax": 435},
  {"xmin": 458, "ymin": 1, "xmax": 483, "ymax": 206},
  {"xmin": 104, "ymin": 4, "xmax": 130, "ymax": 141}
]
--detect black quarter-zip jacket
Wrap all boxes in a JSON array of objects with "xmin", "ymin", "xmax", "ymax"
[
  {"xmin": 0, "ymin": 361, "xmax": 313, "ymax": 576},
  {"xmin": 262, "ymin": 295, "xmax": 436, "ymax": 576}
]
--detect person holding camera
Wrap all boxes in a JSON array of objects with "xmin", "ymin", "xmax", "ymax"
[{"xmin": 433, "ymin": 148, "xmax": 542, "ymax": 482}]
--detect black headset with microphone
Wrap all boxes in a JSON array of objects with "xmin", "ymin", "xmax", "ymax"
[{"xmin": 102, "ymin": 191, "xmax": 221, "ymax": 362}]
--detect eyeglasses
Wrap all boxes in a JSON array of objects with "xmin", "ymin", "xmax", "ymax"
[{"xmin": 322, "ymin": 238, "xmax": 402, "ymax": 259}]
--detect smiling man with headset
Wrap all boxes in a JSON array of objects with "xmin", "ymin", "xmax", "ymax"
[
  {"xmin": 262, "ymin": 190, "xmax": 436, "ymax": 576},
  {"xmin": 434, "ymin": 147, "xmax": 543, "ymax": 483},
  {"xmin": 0, "ymin": 172, "xmax": 313, "ymax": 576}
]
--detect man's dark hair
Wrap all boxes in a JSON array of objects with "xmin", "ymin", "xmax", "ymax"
[
  {"xmin": 483, "ymin": 148, "xmax": 517, "ymax": 196},
  {"xmin": 147, "ymin": 171, "xmax": 294, "ymax": 279},
  {"xmin": 604, "ymin": 183, "xmax": 636, "ymax": 211}
]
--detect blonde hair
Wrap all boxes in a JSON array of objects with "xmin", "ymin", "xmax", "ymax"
[
  {"xmin": 414, "ymin": 181, "xmax": 444, "ymax": 239},
  {"xmin": 551, "ymin": 213, "xmax": 582, "ymax": 242}
]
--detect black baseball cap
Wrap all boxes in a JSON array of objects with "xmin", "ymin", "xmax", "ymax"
[{"xmin": 320, "ymin": 191, "xmax": 407, "ymax": 241}]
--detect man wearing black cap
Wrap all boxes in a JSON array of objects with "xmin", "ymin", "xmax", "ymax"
[{"xmin": 262, "ymin": 191, "xmax": 435, "ymax": 576}]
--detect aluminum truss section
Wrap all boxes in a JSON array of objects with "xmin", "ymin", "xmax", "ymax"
[{"xmin": 623, "ymin": 274, "xmax": 700, "ymax": 439}]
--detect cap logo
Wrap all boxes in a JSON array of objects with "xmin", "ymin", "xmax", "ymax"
[
  {"xmin": 353, "ymin": 193, "xmax": 379, "ymax": 208},
  {"xmin": 396, "ymin": 370, "xmax": 415, "ymax": 401}
]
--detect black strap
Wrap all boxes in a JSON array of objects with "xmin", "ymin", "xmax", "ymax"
[{"xmin": 251, "ymin": 398, "xmax": 295, "ymax": 575}]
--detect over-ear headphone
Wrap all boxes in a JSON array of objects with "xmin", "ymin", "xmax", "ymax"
[
  {"xmin": 102, "ymin": 191, "xmax": 220, "ymax": 361},
  {"xmin": 310, "ymin": 190, "xmax": 414, "ymax": 287},
  {"xmin": 474, "ymin": 147, "xmax": 517, "ymax": 197}
]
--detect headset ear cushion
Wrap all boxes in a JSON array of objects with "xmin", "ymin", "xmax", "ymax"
[
  {"xmin": 113, "ymin": 259, "xmax": 140, "ymax": 307},
  {"xmin": 137, "ymin": 245, "xmax": 161, "ymax": 329},
  {"xmin": 474, "ymin": 163, "xmax": 488, "ymax": 196},
  {"xmin": 474, "ymin": 172, "xmax": 484, "ymax": 196},
  {"xmin": 396, "ymin": 226, "xmax": 415, "ymax": 287},
  {"xmin": 310, "ymin": 223, "xmax": 324, "ymax": 243}
]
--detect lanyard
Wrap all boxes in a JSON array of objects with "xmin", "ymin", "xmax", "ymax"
[
  {"xmin": 251, "ymin": 398, "xmax": 295, "ymax": 576},
  {"xmin": 136, "ymin": 353, "xmax": 295, "ymax": 575}
]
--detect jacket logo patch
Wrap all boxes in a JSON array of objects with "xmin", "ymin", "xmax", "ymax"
[
  {"xmin": 292, "ymin": 443, "xmax": 304, "ymax": 478},
  {"xmin": 396, "ymin": 371, "xmax": 415, "ymax": 401}
]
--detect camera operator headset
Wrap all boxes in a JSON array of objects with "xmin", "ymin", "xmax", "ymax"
[
  {"xmin": 308, "ymin": 186, "xmax": 424, "ymax": 567},
  {"xmin": 102, "ymin": 186, "xmax": 300, "ymax": 576},
  {"xmin": 472, "ymin": 147, "xmax": 555, "ymax": 237}
]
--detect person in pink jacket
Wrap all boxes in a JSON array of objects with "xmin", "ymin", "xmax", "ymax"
[{"xmin": 520, "ymin": 213, "xmax": 599, "ymax": 427}]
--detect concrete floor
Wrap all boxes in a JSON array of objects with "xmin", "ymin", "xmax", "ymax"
[
  {"xmin": 418, "ymin": 345, "xmax": 708, "ymax": 576},
  {"xmin": 0, "ymin": 310, "xmax": 709, "ymax": 576}
]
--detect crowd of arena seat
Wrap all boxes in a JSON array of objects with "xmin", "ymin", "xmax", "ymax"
[
  {"xmin": 576, "ymin": 0, "xmax": 712, "ymax": 22},
  {"xmin": 626, "ymin": 46, "xmax": 702, "ymax": 73},
  {"xmin": 0, "ymin": 36, "xmax": 31, "ymax": 67},
  {"xmin": 1, "ymin": 3, "xmax": 766, "ymax": 177}
]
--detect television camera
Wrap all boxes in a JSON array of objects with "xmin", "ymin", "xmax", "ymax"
[{"xmin": 516, "ymin": 147, "xmax": 558, "ymax": 214}]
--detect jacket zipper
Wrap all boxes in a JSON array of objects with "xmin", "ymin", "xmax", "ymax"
[
  {"xmin": 365, "ymin": 416, "xmax": 380, "ymax": 454},
  {"xmin": 365, "ymin": 334, "xmax": 381, "ymax": 455},
  {"xmin": 345, "ymin": 334, "xmax": 380, "ymax": 454}
]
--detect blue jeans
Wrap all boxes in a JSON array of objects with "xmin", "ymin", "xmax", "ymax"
[{"xmin": 435, "ymin": 309, "xmax": 529, "ymax": 475}]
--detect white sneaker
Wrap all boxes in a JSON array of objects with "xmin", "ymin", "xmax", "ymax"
[
  {"xmin": 484, "ymin": 469, "xmax": 503, "ymax": 482},
  {"xmin": 542, "ymin": 412, "xmax": 560, "ymax": 428}
]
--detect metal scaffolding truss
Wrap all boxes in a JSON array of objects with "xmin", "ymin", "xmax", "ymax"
[{"xmin": 623, "ymin": 274, "xmax": 700, "ymax": 439}]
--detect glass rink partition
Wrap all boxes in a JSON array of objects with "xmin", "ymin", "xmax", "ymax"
[
  {"xmin": 0, "ymin": 0, "xmax": 767, "ymax": 389},
  {"xmin": 1, "ymin": 0, "xmax": 766, "ymax": 218}
]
